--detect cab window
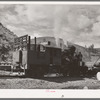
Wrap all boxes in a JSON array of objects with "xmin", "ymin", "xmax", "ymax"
[{"xmin": 40, "ymin": 45, "xmax": 45, "ymax": 52}]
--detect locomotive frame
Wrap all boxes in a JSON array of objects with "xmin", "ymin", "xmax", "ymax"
[{"xmin": 13, "ymin": 35, "xmax": 94, "ymax": 78}]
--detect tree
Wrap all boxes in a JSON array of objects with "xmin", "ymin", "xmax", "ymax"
[
  {"xmin": 0, "ymin": 44, "xmax": 10, "ymax": 61},
  {"xmin": 88, "ymin": 44, "xmax": 98, "ymax": 53}
]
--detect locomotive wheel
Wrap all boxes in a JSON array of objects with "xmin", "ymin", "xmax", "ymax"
[
  {"xmin": 25, "ymin": 67, "xmax": 37, "ymax": 78},
  {"xmin": 25, "ymin": 65, "xmax": 46, "ymax": 78},
  {"xmin": 80, "ymin": 67, "xmax": 88, "ymax": 76},
  {"xmin": 62, "ymin": 69, "xmax": 68, "ymax": 77},
  {"xmin": 63, "ymin": 72, "xmax": 68, "ymax": 77},
  {"xmin": 29, "ymin": 66, "xmax": 45, "ymax": 78},
  {"xmin": 36, "ymin": 67, "xmax": 45, "ymax": 78},
  {"xmin": 25, "ymin": 69, "xmax": 31, "ymax": 77}
]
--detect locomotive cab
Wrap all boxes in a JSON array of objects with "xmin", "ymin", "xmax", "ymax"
[
  {"xmin": 27, "ymin": 44, "xmax": 61, "ymax": 77},
  {"xmin": 13, "ymin": 35, "xmax": 62, "ymax": 77}
]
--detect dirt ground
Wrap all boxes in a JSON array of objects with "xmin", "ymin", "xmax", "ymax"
[{"xmin": 0, "ymin": 70, "xmax": 100, "ymax": 89}]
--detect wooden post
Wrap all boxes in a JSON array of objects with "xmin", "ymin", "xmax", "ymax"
[
  {"xmin": 34, "ymin": 37, "xmax": 36, "ymax": 51},
  {"xmin": 24, "ymin": 64, "xmax": 25, "ymax": 75}
]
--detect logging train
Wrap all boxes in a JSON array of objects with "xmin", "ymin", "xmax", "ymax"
[{"xmin": 12, "ymin": 35, "xmax": 93, "ymax": 77}]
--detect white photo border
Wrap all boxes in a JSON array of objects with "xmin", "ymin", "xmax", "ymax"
[{"xmin": 0, "ymin": 1, "xmax": 100, "ymax": 98}]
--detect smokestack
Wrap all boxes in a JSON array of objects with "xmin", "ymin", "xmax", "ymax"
[
  {"xmin": 27, "ymin": 36, "xmax": 31, "ymax": 50},
  {"xmin": 34, "ymin": 37, "xmax": 36, "ymax": 51}
]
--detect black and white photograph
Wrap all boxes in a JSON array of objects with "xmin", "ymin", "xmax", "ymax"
[{"xmin": 0, "ymin": 2, "xmax": 100, "ymax": 91}]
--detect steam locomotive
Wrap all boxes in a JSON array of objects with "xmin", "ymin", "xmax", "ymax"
[{"xmin": 12, "ymin": 35, "xmax": 88, "ymax": 77}]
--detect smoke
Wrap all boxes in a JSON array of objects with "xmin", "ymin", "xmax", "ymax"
[
  {"xmin": 53, "ymin": 6, "xmax": 70, "ymax": 47},
  {"xmin": 54, "ymin": 6, "xmax": 62, "ymax": 47}
]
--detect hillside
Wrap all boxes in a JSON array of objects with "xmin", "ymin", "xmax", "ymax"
[
  {"xmin": 0, "ymin": 23, "xmax": 17, "ymax": 44},
  {"xmin": 0, "ymin": 23, "xmax": 17, "ymax": 62},
  {"xmin": 67, "ymin": 42, "xmax": 91, "ymax": 62},
  {"xmin": 94, "ymin": 48, "xmax": 100, "ymax": 54}
]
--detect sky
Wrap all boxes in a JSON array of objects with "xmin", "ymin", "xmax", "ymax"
[{"xmin": 0, "ymin": 4, "xmax": 100, "ymax": 47}]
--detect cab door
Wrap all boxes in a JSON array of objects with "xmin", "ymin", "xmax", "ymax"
[{"xmin": 19, "ymin": 50, "xmax": 23, "ymax": 65}]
